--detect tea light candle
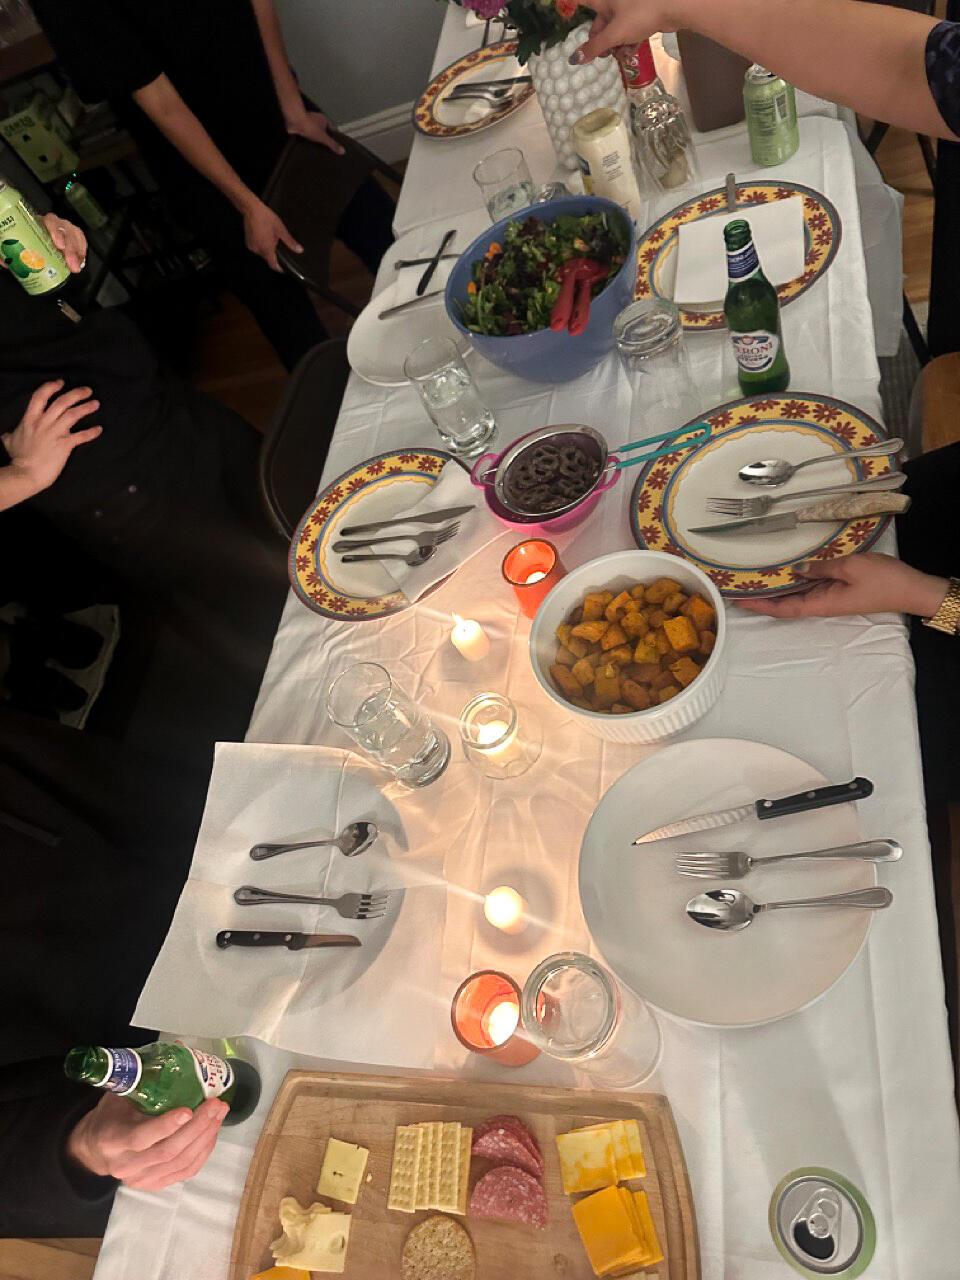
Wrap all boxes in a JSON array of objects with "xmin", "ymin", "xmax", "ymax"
[
  {"xmin": 450, "ymin": 970, "xmax": 539, "ymax": 1066},
  {"xmin": 524, "ymin": 570, "xmax": 547, "ymax": 584},
  {"xmin": 502, "ymin": 540, "xmax": 567, "ymax": 618},
  {"xmin": 484, "ymin": 885, "xmax": 528, "ymax": 934},
  {"xmin": 486, "ymin": 998, "xmax": 520, "ymax": 1044},
  {"xmin": 451, "ymin": 614, "xmax": 490, "ymax": 662},
  {"xmin": 460, "ymin": 693, "xmax": 542, "ymax": 780}
]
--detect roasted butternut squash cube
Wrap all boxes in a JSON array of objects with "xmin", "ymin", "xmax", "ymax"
[
  {"xmin": 698, "ymin": 630, "xmax": 717, "ymax": 656},
  {"xmin": 571, "ymin": 658, "xmax": 596, "ymax": 687},
  {"xmin": 645, "ymin": 577, "xmax": 682, "ymax": 604},
  {"xmin": 567, "ymin": 605, "xmax": 583, "ymax": 626},
  {"xmin": 653, "ymin": 629, "xmax": 672, "ymax": 656},
  {"xmin": 633, "ymin": 640, "xmax": 659, "ymax": 664},
  {"xmin": 647, "ymin": 608, "xmax": 669, "ymax": 628},
  {"xmin": 601, "ymin": 623, "xmax": 628, "ymax": 650},
  {"xmin": 571, "ymin": 620, "xmax": 609, "ymax": 643},
  {"xmin": 555, "ymin": 622, "xmax": 573, "ymax": 648},
  {"xmin": 662, "ymin": 591, "xmax": 686, "ymax": 615},
  {"xmin": 594, "ymin": 666, "xmax": 621, "ymax": 707},
  {"xmin": 620, "ymin": 612, "xmax": 649, "ymax": 640},
  {"xmin": 605, "ymin": 644, "xmax": 634, "ymax": 666},
  {"xmin": 629, "ymin": 584, "xmax": 646, "ymax": 601},
  {"xmin": 566, "ymin": 635, "xmax": 591, "ymax": 659},
  {"xmin": 662, "ymin": 615, "xmax": 699, "ymax": 653},
  {"xmin": 581, "ymin": 592, "xmax": 608, "ymax": 622},
  {"xmin": 550, "ymin": 664, "xmax": 582, "ymax": 700},
  {"xmin": 604, "ymin": 590, "xmax": 634, "ymax": 622},
  {"xmin": 657, "ymin": 683, "xmax": 681, "ymax": 702},
  {"xmin": 555, "ymin": 645, "xmax": 576, "ymax": 667},
  {"xmin": 681, "ymin": 593, "xmax": 717, "ymax": 632},
  {"xmin": 611, "ymin": 703, "xmax": 633, "ymax": 714},
  {"xmin": 585, "ymin": 648, "xmax": 604, "ymax": 668},
  {"xmin": 650, "ymin": 670, "xmax": 677, "ymax": 692},
  {"xmin": 669, "ymin": 656, "xmax": 702, "ymax": 687},
  {"xmin": 621, "ymin": 678, "xmax": 652, "ymax": 711},
  {"xmin": 570, "ymin": 696, "xmax": 591, "ymax": 710},
  {"xmin": 633, "ymin": 661, "xmax": 662, "ymax": 684}
]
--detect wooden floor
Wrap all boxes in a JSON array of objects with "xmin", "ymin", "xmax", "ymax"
[{"xmin": 1, "ymin": 125, "xmax": 939, "ymax": 1280}]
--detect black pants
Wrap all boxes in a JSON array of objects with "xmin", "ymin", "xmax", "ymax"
[{"xmin": 901, "ymin": 443, "xmax": 960, "ymax": 804}]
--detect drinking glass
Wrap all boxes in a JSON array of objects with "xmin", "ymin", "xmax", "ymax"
[
  {"xmin": 614, "ymin": 299, "xmax": 702, "ymax": 437},
  {"xmin": 520, "ymin": 952, "xmax": 662, "ymax": 1088},
  {"xmin": 473, "ymin": 147, "xmax": 536, "ymax": 222},
  {"xmin": 633, "ymin": 95, "xmax": 700, "ymax": 193},
  {"xmin": 404, "ymin": 337, "xmax": 497, "ymax": 458},
  {"xmin": 326, "ymin": 662, "xmax": 450, "ymax": 787}
]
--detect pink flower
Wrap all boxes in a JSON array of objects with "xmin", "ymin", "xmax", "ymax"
[{"xmin": 463, "ymin": 0, "xmax": 504, "ymax": 18}]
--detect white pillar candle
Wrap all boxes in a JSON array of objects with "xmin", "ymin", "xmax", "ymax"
[
  {"xmin": 451, "ymin": 614, "xmax": 490, "ymax": 662},
  {"xmin": 486, "ymin": 998, "xmax": 520, "ymax": 1046},
  {"xmin": 484, "ymin": 885, "xmax": 528, "ymax": 934}
]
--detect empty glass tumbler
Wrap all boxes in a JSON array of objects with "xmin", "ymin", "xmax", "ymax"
[
  {"xmin": 326, "ymin": 662, "xmax": 450, "ymax": 787},
  {"xmin": 404, "ymin": 337, "xmax": 497, "ymax": 459},
  {"xmin": 473, "ymin": 147, "xmax": 536, "ymax": 222},
  {"xmin": 614, "ymin": 298, "xmax": 701, "ymax": 436}
]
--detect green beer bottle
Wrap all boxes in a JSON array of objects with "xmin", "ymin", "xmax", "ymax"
[
  {"xmin": 64, "ymin": 1041, "xmax": 261, "ymax": 1126},
  {"xmin": 723, "ymin": 218, "xmax": 790, "ymax": 394}
]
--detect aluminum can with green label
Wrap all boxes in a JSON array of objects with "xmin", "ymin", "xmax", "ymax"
[
  {"xmin": 744, "ymin": 64, "xmax": 799, "ymax": 167},
  {"xmin": 0, "ymin": 179, "xmax": 71, "ymax": 295}
]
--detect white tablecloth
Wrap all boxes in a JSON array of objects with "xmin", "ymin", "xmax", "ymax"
[{"xmin": 94, "ymin": 9, "xmax": 959, "ymax": 1279}]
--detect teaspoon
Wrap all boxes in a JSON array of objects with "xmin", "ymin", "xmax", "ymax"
[
  {"xmin": 250, "ymin": 820, "xmax": 378, "ymax": 861},
  {"xmin": 687, "ymin": 885, "xmax": 892, "ymax": 931},
  {"xmin": 738, "ymin": 437, "xmax": 903, "ymax": 487}
]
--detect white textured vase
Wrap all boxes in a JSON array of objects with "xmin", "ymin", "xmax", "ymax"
[{"xmin": 529, "ymin": 24, "xmax": 629, "ymax": 171}]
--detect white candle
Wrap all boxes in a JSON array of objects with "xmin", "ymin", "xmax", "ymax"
[
  {"xmin": 524, "ymin": 570, "xmax": 547, "ymax": 584},
  {"xmin": 486, "ymin": 998, "xmax": 520, "ymax": 1045},
  {"xmin": 484, "ymin": 885, "xmax": 528, "ymax": 934},
  {"xmin": 451, "ymin": 614, "xmax": 490, "ymax": 662}
]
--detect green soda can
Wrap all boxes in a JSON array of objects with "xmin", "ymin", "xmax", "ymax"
[
  {"xmin": 744, "ymin": 64, "xmax": 799, "ymax": 167},
  {"xmin": 0, "ymin": 179, "xmax": 71, "ymax": 296},
  {"xmin": 723, "ymin": 218, "xmax": 790, "ymax": 394},
  {"xmin": 63, "ymin": 1040, "xmax": 261, "ymax": 1126}
]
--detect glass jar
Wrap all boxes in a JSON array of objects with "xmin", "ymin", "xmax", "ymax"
[
  {"xmin": 459, "ymin": 692, "xmax": 542, "ymax": 780},
  {"xmin": 633, "ymin": 94, "xmax": 699, "ymax": 192},
  {"xmin": 614, "ymin": 298, "xmax": 702, "ymax": 436}
]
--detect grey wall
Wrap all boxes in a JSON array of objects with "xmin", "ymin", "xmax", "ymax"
[{"xmin": 276, "ymin": 0, "xmax": 447, "ymax": 124}]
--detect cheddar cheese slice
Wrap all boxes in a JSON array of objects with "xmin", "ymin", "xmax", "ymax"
[
  {"xmin": 571, "ymin": 1186, "xmax": 647, "ymax": 1277},
  {"xmin": 556, "ymin": 1126, "xmax": 618, "ymax": 1194},
  {"xmin": 632, "ymin": 1190, "xmax": 664, "ymax": 1268}
]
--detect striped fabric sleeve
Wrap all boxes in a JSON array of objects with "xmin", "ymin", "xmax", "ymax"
[{"xmin": 926, "ymin": 20, "xmax": 960, "ymax": 137}]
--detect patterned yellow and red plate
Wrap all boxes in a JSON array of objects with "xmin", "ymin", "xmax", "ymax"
[
  {"xmin": 413, "ymin": 39, "xmax": 535, "ymax": 139},
  {"xmin": 289, "ymin": 448, "xmax": 451, "ymax": 622},
  {"xmin": 630, "ymin": 393, "xmax": 894, "ymax": 598},
  {"xmin": 635, "ymin": 180, "xmax": 842, "ymax": 332}
]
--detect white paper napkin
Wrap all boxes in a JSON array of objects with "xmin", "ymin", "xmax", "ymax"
[
  {"xmin": 133, "ymin": 742, "xmax": 448, "ymax": 1066},
  {"xmin": 674, "ymin": 195, "xmax": 804, "ymax": 304}
]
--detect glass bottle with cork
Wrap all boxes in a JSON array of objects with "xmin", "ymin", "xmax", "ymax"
[{"xmin": 723, "ymin": 218, "xmax": 790, "ymax": 393}]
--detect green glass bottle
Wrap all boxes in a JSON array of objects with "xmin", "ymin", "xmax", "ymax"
[
  {"xmin": 723, "ymin": 218, "xmax": 790, "ymax": 394},
  {"xmin": 63, "ymin": 1041, "xmax": 260, "ymax": 1126}
]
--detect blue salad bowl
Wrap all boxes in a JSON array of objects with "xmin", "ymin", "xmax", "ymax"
[{"xmin": 445, "ymin": 195, "xmax": 637, "ymax": 385}]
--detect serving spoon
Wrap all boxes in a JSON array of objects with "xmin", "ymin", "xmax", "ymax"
[
  {"xmin": 738, "ymin": 437, "xmax": 903, "ymax": 487},
  {"xmin": 686, "ymin": 885, "xmax": 892, "ymax": 930},
  {"xmin": 249, "ymin": 820, "xmax": 378, "ymax": 861}
]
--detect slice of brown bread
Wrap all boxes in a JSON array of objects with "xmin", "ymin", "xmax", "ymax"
[{"xmin": 401, "ymin": 1214, "xmax": 476, "ymax": 1280}]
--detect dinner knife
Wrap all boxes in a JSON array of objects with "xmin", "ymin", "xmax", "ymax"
[
  {"xmin": 394, "ymin": 254, "xmax": 460, "ymax": 269},
  {"xmin": 378, "ymin": 289, "xmax": 444, "ymax": 319},
  {"xmin": 340, "ymin": 504, "xmax": 474, "ymax": 536},
  {"xmin": 216, "ymin": 929, "xmax": 360, "ymax": 950},
  {"xmin": 688, "ymin": 492, "xmax": 910, "ymax": 535},
  {"xmin": 448, "ymin": 76, "xmax": 533, "ymax": 92},
  {"xmin": 417, "ymin": 229, "xmax": 457, "ymax": 296},
  {"xmin": 632, "ymin": 777, "xmax": 874, "ymax": 844}
]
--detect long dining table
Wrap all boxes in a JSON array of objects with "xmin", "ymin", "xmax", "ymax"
[{"xmin": 92, "ymin": 10, "xmax": 960, "ymax": 1279}]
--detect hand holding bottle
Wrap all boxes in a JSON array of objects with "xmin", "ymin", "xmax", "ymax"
[{"xmin": 67, "ymin": 1093, "xmax": 228, "ymax": 1191}]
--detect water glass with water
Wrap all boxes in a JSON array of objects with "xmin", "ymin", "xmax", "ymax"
[
  {"xmin": 404, "ymin": 337, "xmax": 497, "ymax": 458},
  {"xmin": 520, "ymin": 952, "xmax": 662, "ymax": 1088},
  {"xmin": 326, "ymin": 662, "xmax": 450, "ymax": 788},
  {"xmin": 614, "ymin": 298, "xmax": 702, "ymax": 437},
  {"xmin": 473, "ymin": 147, "xmax": 536, "ymax": 222}
]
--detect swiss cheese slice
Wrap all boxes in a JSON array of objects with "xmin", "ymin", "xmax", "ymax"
[
  {"xmin": 271, "ymin": 1197, "xmax": 351, "ymax": 1274},
  {"xmin": 316, "ymin": 1137, "xmax": 369, "ymax": 1205},
  {"xmin": 555, "ymin": 1126, "xmax": 618, "ymax": 1194}
]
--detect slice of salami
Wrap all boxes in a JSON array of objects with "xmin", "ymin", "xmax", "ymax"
[
  {"xmin": 472, "ymin": 1114, "xmax": 544, "ymax": 1175},
  {"xmin": 469, "ymin": 1166, "xmax": 548, "ymax": 1229},
  {"xmin": 471, "ymin": 1127, "xmax": 542, "ymax": 1178}
]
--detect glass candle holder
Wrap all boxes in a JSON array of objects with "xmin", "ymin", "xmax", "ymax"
[
  {"xmin": 460, "ymin": 692, "xmax": 542, "ymax": 780},
  {"xmin": 451, "ymin": 970, "xmax": 540, "ymax": 1066},
  {"xmin": 501, "ymin": 540, "xmax": 566, "ymax": 618}
]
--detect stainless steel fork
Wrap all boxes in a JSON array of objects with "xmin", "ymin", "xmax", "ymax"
[
  {"xmin": 233, "ymin": 885, "xmax": 389, "ymax": 920},
  {"xmin": 331, "ymin": 522, "xmax": 459, "ymax": 556},
  {"xmin": 704, "ymin": 472, "xmax": 906, "ymax": 518},
  {"xmin": 675, "ymin": 838, "xmax": 902, "ymax": 880}
]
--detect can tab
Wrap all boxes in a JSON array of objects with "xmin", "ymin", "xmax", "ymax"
[{"xmin": 792, "ymin": 1188, "xmax": 841, "ymax": 1262}]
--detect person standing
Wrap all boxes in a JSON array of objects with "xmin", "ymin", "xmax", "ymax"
[{"xmin": 33, "ymin": 0, "xmax": 395, "ymax": 368}]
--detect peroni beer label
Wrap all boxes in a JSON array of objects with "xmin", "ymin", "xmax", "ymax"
[
  {"xmin": 731, "ymin": 330, "xmax": 780, "ymax": 372},
  {"xmin": 95, "ymin": 1047, "xmax": 143, "ymax": 1095}
]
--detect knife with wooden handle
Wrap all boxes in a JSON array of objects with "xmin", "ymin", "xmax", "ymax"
[
  {"xmin": 689, "ymin": 492, "xmax": 910, "ymax": 535},
  {"xmin": 215, "ymin": 930, "xmax": 360, "ymax": 950}
]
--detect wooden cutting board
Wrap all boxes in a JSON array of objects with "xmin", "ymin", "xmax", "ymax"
[{"xmin": 230, "ymin": 1071, "xmax": 700, "ymax": 1280}]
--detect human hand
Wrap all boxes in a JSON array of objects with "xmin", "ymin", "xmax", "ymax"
[
  {"xmin": 241, "ymin": 197, "xmax": 303, "ymax": 272},
  {"xmin": 67, "ymin": 1093, "xmax": 228, "ymax": 1191},
  {"xmin": 735, "ymin": 552, "xmax": 949, "ymax": 620},
  {"xmin": 41, "ymin": 212, "xmax": 88, "ymax": 272},
  {"xmin": 2, "ymin": 380, "xmax": 101, "ymax": 497},
  {"xmin": 572, "ymin": 0, "xmax": 679, "ymax": 64},
  {"xmin": 286, "ymin": 109, "xmax": 345, "ymax": 155}
]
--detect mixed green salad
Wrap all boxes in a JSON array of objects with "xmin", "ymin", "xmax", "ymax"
[{"xmin": 461, "ymin": 211, "xmax": 630, "ymax": 337}]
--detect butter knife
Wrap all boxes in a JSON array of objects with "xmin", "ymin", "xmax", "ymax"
[
  {"xmin": 378, "ymin": 289, "xmax": 444, "ymax": 319},
  {"xmin": 340, "ymin": 504, "xmax": 474, "ymax": 536},
  {"xmin": 394, "ymin": 254, "xmax": 460, "ymax": 269},
  {"xmin": 417, "ymin": 228, "xmax": 456, "ymax": 296},
  {"xmin": 689, "ymin": 492, "xmax": 910, "ymax": 535},
  {"xmin": 216, "ymin": 929, "xmax": 360, "ymax": 950}
]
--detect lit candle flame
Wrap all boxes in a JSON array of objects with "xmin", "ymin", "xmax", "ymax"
[{"xmin": 486, "ymin": 998, "xmax": 520, "ymax": 1046}]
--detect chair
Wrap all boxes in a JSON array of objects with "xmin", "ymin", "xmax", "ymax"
[
  {"xmin": 258, "ymin": 337, "xmax": 350, "ymax": 538},
  {"xmin": 262, "ymin": 133, "xmax": 402, "ymax": 319}
]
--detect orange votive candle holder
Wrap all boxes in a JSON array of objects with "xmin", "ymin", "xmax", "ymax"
[
  {"xmin": 451, "ymin": 970, "xmax": 540, "ymax": 1066},
  {"xmin": 501, "ymin": 540, "xmax": 566, "ymax": 618}
]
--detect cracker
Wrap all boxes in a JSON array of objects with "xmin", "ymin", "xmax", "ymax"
[
  {"xmin": 401, "ymin": 1214, "xmax": 475, "ymax": 1280},
  {"xmin": 434, "ymin": 1122, "xmax": 462, "ymax": 1214},
  {"xmin": 388, "ymin": 1125, "xmax": 424, "ymax": 1213},
  {"xmin": 456, "ymin": 1126, "xmax": 472, "ymax": 1216},
  {"xmin": 415, "ymin": 1121, "xmax": 435, "ymax": 1210},
  {"xmin": 426, "ymin": 1120, "xmax": 444, "ymax": 1210}
]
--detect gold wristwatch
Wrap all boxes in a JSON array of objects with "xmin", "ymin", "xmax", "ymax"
[{"xmin": 923, "ymin": 577, "xmax": 960, "ymax": 635}]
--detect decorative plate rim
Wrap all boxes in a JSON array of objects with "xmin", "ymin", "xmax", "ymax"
[
  {"xmin": 412, "ymin": 39, "xmax": 535, "ymax": 139},
  {"xmin": 288, "ymin": 447, "xmax": 452, "ymax": 622},
  {"xmin": 629, "ymin": 392, "xmax": 892, "ymax": 598},
  {"xmin": 635, "ymin": 180, "xmax": 843, "ymax": 332}
]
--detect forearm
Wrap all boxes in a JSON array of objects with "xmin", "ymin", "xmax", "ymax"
[
  {"xmin": 0, "ymin": 463, "xmax": 42, "ymax": 512},
  {"xmin": 668, "ymin": 0, "xmax": 945, "ymax": 136},
  {"xmin": 251, "ymin": 0, "xmax": 305, "ymax": 127},
  {"xmin": 132, "ymin": 74, "xmax": 258, "ymax": 212}
]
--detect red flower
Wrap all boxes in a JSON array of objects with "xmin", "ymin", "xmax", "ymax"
[
  {"xmin": 309, "ymin": 511, "xmax": 325, "ymax": 529},
  {"xmin": 348, "ymin": 606, "xmax": 369, "ymax": 616},
  {"xmin": 815, "ymin": 230, "xmax": 833, "ymax": 247},
  {"xmin": 642, "ymin": 247, "xmax": 658, "ymax": 264},
  {"xmin": 709, "ymin": 569, "xmax": 736, "ymax": 588},
  {"xmin": 738, "ymin": 414, "xmax": 759, "ymax": 425},
  {"xmin": 647, "ymin": 465, "xmax": 669, "ymax": 490},
  {"xmin": 367, "ymin": 461, "xmax": 385, "ymax": 476},
  {"xmin": 306, "ymin": 571, "xmax": 321, "ymax": 588},
  {"xmin": 310, "ymin": 588, "xmax": 329, "ymax": 605},
  {"xmin": 419, "ymin": 456, "xmax": 441, "ymax": 471},
  {"xmin": 858, "ymin": 459, "xmax": 875, "ymax": 476},
  {"xmin": 636, "ymin": 280, "xmax": 651, "ymax": 297},
  {"xmin": 752, "ymin": 399, "xmax": 779, "ymax": 411},
  {"xmin": 743, "ymin": 190, "xmax": 768, "ymax": 204},
  {"xmin": 847, "ymin": 521, "xmax": 877, "ymax": 545},
  {"xmin": 812, "ymin": 403, "xmax": 841, "ymax": 423},
  {"xmin": 652, "ymin": 503, "xmax": 663, "ymax": 520},
  {"xmin": 775, "ymin": 187, "xmax": 795, "ymax": 200},
  {"xmin": 330, "ymin": 595, "xmax": 349, "ymax": 611},
  {"xmin": 709, "ymin": 410, "xmax": 734, "ymax": 428},
  {"xmin": 797, "ymin": 270, "xmax": 816, "ymax": 286},
  {"xmin": 664, "ymin": 541, "xmax": 684, "ymax": 557},
  {"xmin": 648, "ymin": 228, "xmax": 665, "ymax": 244},
  {"xmin": 295, "ymin": 555, "xmax": 309, "ymax": 572},
  {"xmin": 641, "ymin": 523, "xmax": 662, "ymax": 543},
  {"xmin": 760, "ymin": 564, "xmax": 785, "ymax": 577},
  {"xmin": 835, "ymin": 421, "xmax": 858, "ymax": 442},
  {"xmin": 782, "ymin": 401, "xmax": 811, "ymax": 417},
  {"xmin": 387, "ymin": 465, "xmax": 402, "ymax": 474},
  {"xmin": 299, "ymin": 527, "xmax": 313, "ymax": 546},
  {"xmin": 860, "ymin": 433, "xmax": 877, "ymax": 446},
  {"xmin": 813, "ymin": 539, "xmax": 847, "ymax": 560},
  {"xmin": 399, "ymin": 452, "xmax": 418, "ymax": 463},
  {"xmin": 347, "ymin": 477, "xmax": 366, "ymax": 492},
  {"xmin": 804, "ymin": 196, "xmax": 818, "ymax": 210},
  {"xmin": 635, "ymin": 491, "xmax": 652, "ymax": 513},
  {"xmin": 697, "ymin": 197, "xmax": 721, "ymax": 213},
  {"xmin": 808, "ymin": 212, "xmax": 827, "ymax": 231},
  {"xmin": 737, "ymin": 578, "xmax": 768, "ymax": 592},
  {"xmin": 805, "ymin": 250, "xmax": 817, "ymax": 267},
  {"xmin": 328, "ymin": 487, "xmax": 343, "ymax": 502}
]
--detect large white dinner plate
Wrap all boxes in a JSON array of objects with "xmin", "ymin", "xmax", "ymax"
[
  {"xmin": 347, "ymin": 279, "xmax": 468, "ymax": 387},
  {"xmin": 579, "ymin": 739, "xmax": 879, "ymax": 1027}
]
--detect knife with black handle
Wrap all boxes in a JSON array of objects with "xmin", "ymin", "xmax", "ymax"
[
  {"xmin": 216, "ymin": 930, "xmax": 360, "ymax": 950},
  {"xmin": 417, "ymin": 228, "xmax": 456, "ymax": 296}
]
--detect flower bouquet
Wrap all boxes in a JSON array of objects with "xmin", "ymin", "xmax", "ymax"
[{"xmin": 449, "ymin": 0, "xmax": 594, "ymax": 63}]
